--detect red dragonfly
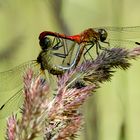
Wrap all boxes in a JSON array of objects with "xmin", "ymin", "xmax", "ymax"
[
  {"xmin": 39, "ymin": 26, "xmax": 140, "ymax": 66},
  {"xmin": 0, "ymin": 26, "xmax": 140, "ymax": 119}
]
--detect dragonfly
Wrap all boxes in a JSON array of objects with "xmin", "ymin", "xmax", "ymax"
[
  {"xmin": 0, "ymin": 35, "xmax": 81, "ymax": 119},
  {"xmin": 1, "ymin": 26, "xmax": 140, "ymax": 119},
  {"xmin": 39, "ymin": 26, "xmax": 140, "ymax": 66}
]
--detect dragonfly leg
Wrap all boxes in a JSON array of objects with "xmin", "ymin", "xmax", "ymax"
[
  {"xmin": 98, "ymin": 43, "xmax": 106, "ymax": 50},
  {"xmin": 52, "ymin": 38, "xmax": 69, "ymax": 58},
  {"xmin": 83, "ymin": 44, "xmax": 94, "ymax": 60},
  {"xmin": 52, "ymin": 38, "xmax": 69, "ymax": 57},
  {"xmin": 103, "ymin": 41, "xmax": 110, "ymax": 46},
  {"xmin": 98, "ymin": 42, "xmax": 113, "ymax": 54},
  {"xmin": 135, "ymin": 41, "xmax": 140, "ymax": 45},
  {"xmin": 0, "ymin": 104, "xmax": 5, "ymax": 110},
  {"xmin": 52, "ymin": 52, "xmax": 67, "ymax": 58},
  {"xmin": 61, "ymin": 38, "xmax": 69, "ymax": 56},
  {"xmin": 98, "ymin": 42, "xmax": 110, "ymax": 52},
  {"xmin": 96, "ymin": 43, "xmax": 100, "ymax": 55},
  {"xmin": 52, "ymin": 37, "xmax": 66, "ymax": 50},
  {"xmin": 52, "ymin": 40, "xmax": 62, "ymax": 50}
]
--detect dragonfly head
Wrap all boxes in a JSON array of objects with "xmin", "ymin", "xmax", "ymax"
[
  {"xmin": 39, "ymin": 36, "xmax": 52, "ymax": 50},
  {"xmin": 98, "ymin": 29, "xmax": 107, "ymax": 42}
]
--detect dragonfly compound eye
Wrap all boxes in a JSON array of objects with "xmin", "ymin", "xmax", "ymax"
[
  {"xmin": 39, "ymin": 37, "xmax": 52, "ymax": 50},
  {"xmin": 98, "ymin": 29, "xmax": 107, "ymax": 42}
]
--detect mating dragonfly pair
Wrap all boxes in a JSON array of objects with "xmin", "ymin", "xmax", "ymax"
[{"xmin": 0, "ymin": 26, "xmax": 140, "ymax": 118}]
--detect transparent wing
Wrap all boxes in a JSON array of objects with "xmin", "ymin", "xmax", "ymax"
[
  {"xmin": 95, "ymin": 26, "xmax": 140, "ymax": 39},
  {"xmin": 0, "ymin": 60, "xmax": 41, "ymax": 119},
  {"xmin": 0, "ymin": 60, "xmax": 37, "ymax": 92},
  {"xmin": 0, "ymin": 88, "xmax": 23, "ymax": 119},
  {"xmin": 101, "ymin": 39, "xmax": 140, "ymax": 49}
]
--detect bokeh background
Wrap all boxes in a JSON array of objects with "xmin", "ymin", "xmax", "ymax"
[{"xmin": 0, "ymin": 0, "xmax": 140, "ymax": 140}]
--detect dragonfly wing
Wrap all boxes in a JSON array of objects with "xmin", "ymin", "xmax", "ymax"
[
  {"xmin": 0, "ymin": 61, "xmax": 37, "ymax": 92},
  {"xmin": 95, "ymin": 26, "xmax": 140, "ymax": 40},
  {"xmin": 0, "ymin": 60, "xmax": 41, "ymax": 119},
  {"xmin": 100, "ymin": 39, "xmax": 140, "ymax": 49},
  {"xmin": 0, "ymin": 88, "xmax": 23, "ymax": 119}
]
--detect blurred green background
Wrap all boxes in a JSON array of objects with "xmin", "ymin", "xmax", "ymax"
[{"xmin": 0, "ymin": 0, "xmax": 140, "ymax": 140}]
